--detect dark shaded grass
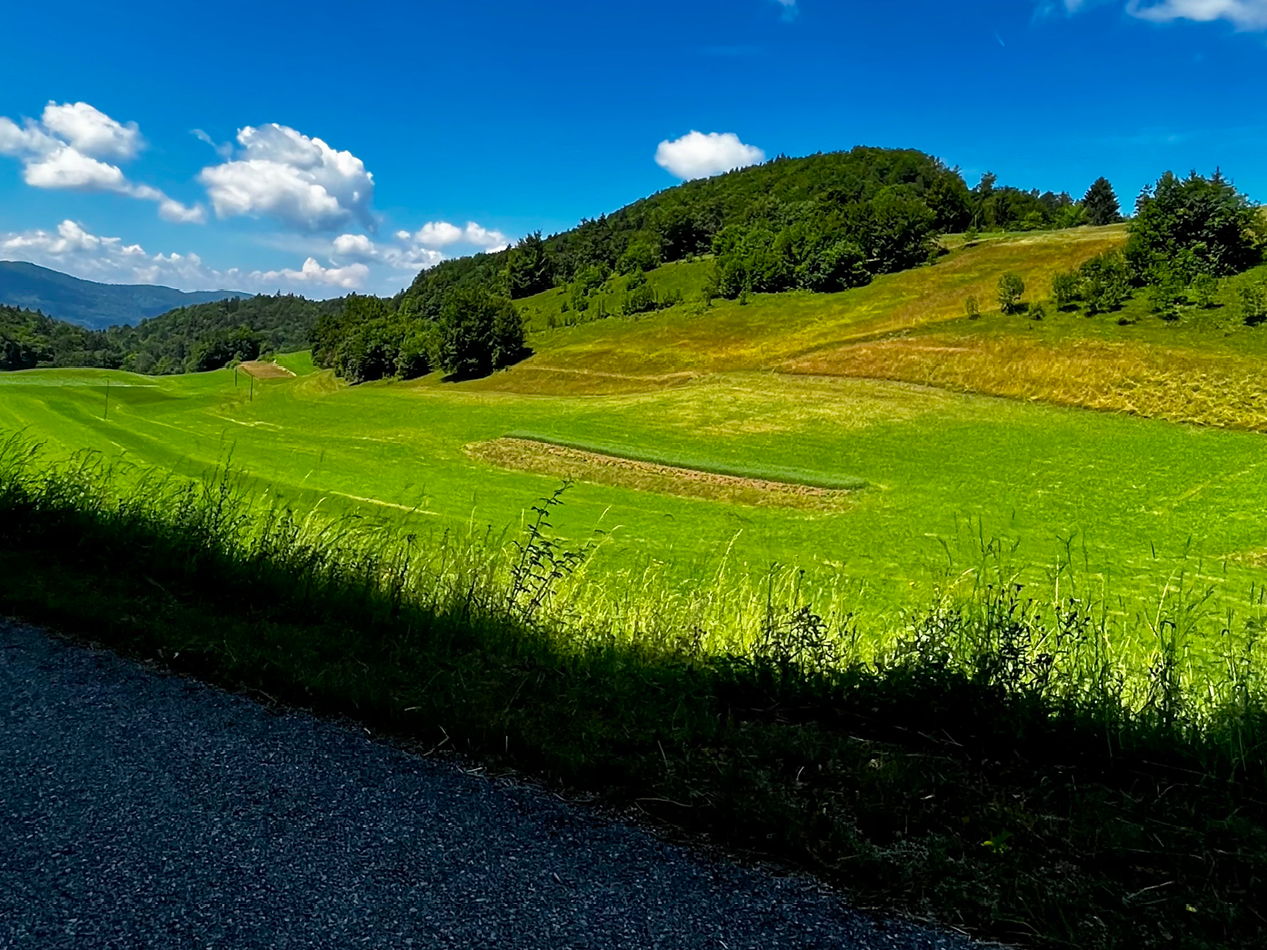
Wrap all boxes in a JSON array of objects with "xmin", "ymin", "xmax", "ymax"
[{"xmin": 0, "ymin": 433, "xmax": 1264, "ymax": 949}]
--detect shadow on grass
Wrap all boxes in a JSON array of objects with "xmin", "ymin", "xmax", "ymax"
[{"xmin": 0, "ymin": 432, "xmax": 1264, "ymax": 950}]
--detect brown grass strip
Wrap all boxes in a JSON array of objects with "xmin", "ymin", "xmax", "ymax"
[
  {"xmin": 465, "ymin": 437, "xmax": 855, "ymax": 510},
  {"xmin": 239, "ymin": 361, "xmax": 295, "ymax": 379},
  {"xmin": 786, "ymin": 334, "xmax": 1267, "ymax": 431}
]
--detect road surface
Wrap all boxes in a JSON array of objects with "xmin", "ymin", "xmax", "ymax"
[{"xmin": 0, "ymin": 620, "xmax": 981, "ymax": 949}]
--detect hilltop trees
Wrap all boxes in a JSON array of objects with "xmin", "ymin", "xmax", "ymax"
[
  {"xmin": 312, "ymin": 288, "xmax": 526, "ymax": 383},
  {"xmin": 1082, "ymin": 177, "xmax": 1122, "ymax": 226},
  {"xmin": 507, "ymin": 232, "xmax": 554, "ymax": 299},
  {"xmin": 1125, "ymin": 170, "xmax": 1263, "ymax": 282}
]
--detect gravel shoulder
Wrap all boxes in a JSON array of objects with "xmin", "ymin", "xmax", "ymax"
[{"xmin": 0, "ymin": 619, "xmax": 984, "ymax": 950}]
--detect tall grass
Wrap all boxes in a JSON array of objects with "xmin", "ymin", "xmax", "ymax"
[{"xmin": 1, "ymin": 431, "xmax": 1265, "ymax": 948}]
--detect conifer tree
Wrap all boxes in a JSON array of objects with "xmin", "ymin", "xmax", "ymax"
[{"xmin": 1082, "ymin": 177, "xmax": 1123, "ymax": 226}]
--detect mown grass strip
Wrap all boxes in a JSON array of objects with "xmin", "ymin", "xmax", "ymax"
[{"xmin": 504, "ymin": 431, "xmax": 867, "ymax": 491}]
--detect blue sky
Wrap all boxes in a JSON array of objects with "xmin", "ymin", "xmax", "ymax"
[{"xmin": 2, "ymin": 0, "xmax": 1265, "ymax": 297}]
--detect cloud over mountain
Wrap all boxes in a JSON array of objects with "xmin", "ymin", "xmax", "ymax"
[{"xmin": 654, "ymin": 131, "xmax": 766, "ymax": 181}]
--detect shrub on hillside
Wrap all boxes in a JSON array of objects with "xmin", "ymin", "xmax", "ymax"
[
  {"xmin": 1191, "ymin": 272, "xmax": 1218, "ymax": 309},
  {"xmin": 1239, "ymin": 281, "xmax": 1267, "ymax": 327},
  {"xmin": 997, "ymin": 273, "xmax": 1025, "ymax": 314},
  {"xmin": 616, "ymin": 237, "xmax": 661, "ymax": 275},
  {"xmin": 1079, "ymin": 251, "xmax": 1131, "ymax": 315},
  {"xmin": 1051, "ymin": 271, "xmax": 1081, "ymax": 310}
]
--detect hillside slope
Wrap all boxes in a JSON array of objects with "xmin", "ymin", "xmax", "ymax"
[
  {"xmin": 476, "ymin": 224, "xmax": 1267, "ymax": 434},
  {"xmin": 0, "ymin": 261, "xmax": 251, "ymax": 328}
]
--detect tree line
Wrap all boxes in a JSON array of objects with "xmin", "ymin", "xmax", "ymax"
[
  {"xmin": 979, "ymin": 170, "xmax": 1264, "ymax": 323},
  {"xmin": 0, "ymin": 294, "xmax": 342, "ymax": 374}
]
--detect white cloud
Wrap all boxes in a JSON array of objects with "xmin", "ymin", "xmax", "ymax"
[
  {"xmin": 414, "ymin": 221, "xmax": 465, "ymax": 246},
  {"xmin": 0, "ymin": 102, "xmax": 203, "ymax": 223},
  {"xmin": 0, "ymin": 220, "xmax": 181, "ymax": 285},
  {"xmin": 772, "ymin": 0, "xmax": 798, "ymax": 16},
  {"xmin": 1127, "ymin": 0, "xmax": 1267, "ymax": 27},
  {"xmin": 198, "ymin": 123, "xmax": 376, "ymax": 232},
  {"xmin": 252, "ymin": 257, "xmax": 369, "ymax": 289},
  {"xmin": 0, "ymin": 116, "xmax": 56, "ymax": 156},
  {"xmin": 332, "ymin": 233, "xmax": 377, "ymax": 261},
  {"xmin": 654, "ymin": 130, "xmax": 766, "ymax": 180},
  {"xmin": 22, "ymin": 147, "xmax": 127, "ymax": 191},
  {"xmin": 461, "ymin": 221, "xmax": 509, "ymax": 249},
  {"xmin": 40, "ymin": 102, "xmax": 141, "ymax": 161},
  {"xmin": 411, "ymin": 220, "xmax": 508, "ymax": 249}
]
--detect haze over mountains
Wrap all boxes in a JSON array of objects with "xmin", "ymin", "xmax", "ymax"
[{"xmin": 0, "ymin": 261, "xmax": 251, "ymax": 330}]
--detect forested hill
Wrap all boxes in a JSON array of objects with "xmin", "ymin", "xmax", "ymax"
[
  {"xmin": 395, "ymin": 147, "xmax": 1099, "ymax": 316},
  {"xmin": 312, "ymin": 146, "xmax": 1115, "ymax": 384},
  {"xmin": 0, "ymin": 294, "xmax": 343, "ymax": 373},
  {"xmin": 0, "ymin": 261, "xmax": 253, "ymax": 329}
]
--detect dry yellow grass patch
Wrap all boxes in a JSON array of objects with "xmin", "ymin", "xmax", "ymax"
[
  {"xmin": 785, "ymin": 333, "xmax": 1267, "ymax": 431},
  {"xmin": 481, "ymin": 226, "xmax": 1129, "ymax": 397},
  {"xmin": 238, "ymin": 361, "xmax": 295, "ymax": 379},
  {"xmin": 465, "ymin": 437, "xmax": 855, "ymax": 510}
]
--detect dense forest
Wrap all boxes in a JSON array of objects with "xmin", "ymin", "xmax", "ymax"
[{"xmin": 0, "ymin": 294, "xmax": 342, "ymax": 373}]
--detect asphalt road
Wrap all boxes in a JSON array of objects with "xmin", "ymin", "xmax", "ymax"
[{"xmin": 0, "ymin": 619, "xmax": 982, "ymax": 949}]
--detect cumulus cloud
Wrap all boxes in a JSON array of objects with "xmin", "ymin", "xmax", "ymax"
[
  {"xmin": 22, "ymin": 147, "xmax": 127, "ymax": 191},
  {"xmin": 1126, "ymin": 0, "xmax": 1267, "ymax": 27},
  {"xmin": 252, "ymin": 257, "xmax": 369, "ymax": 289},
  {"xmin": 411, "ymin": 220, "xmax": 508, "ymax": 249},
  {"xmin": 414, "ymin": 221, "xmax": 464, "ymax": 246},
  {"xmin": 326, "ymin": 221, "xmax": 510, "ymax": 279},
  {"xmin": 332, "ymin": 233, "xmax": 377, "ymax": 261},
  {"xmin": 0, "ymin": 102, "xmax": 204, "ymax": 223},
  {"xmin": 198, "ymin": 123, "xmax": 376, "ymax": 232},
  {"xmin": 654, "ymin": 130, "xmax": 766, "ymax": 181},
  {"xmin": 40, "ymin": 102, "xmax": 141, "ymax": 161},
  {"xmin": 0, "ymin": 220, "xmax": 197, "ymax": 286}
]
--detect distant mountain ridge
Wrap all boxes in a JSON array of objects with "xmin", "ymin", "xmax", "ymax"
[{"xmin": 0, "ymin": 261, "xmax": 252, "ymax": 329}]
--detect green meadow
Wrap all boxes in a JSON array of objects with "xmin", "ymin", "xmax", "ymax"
[{"xmin": 4, "ymin": 324, "xmax": 1267, "ymax": 671}]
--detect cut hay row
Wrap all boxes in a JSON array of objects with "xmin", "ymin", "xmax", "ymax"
[{"xmin": 466, "ymin": 437, "xmax": 859, "ymax": 510}]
